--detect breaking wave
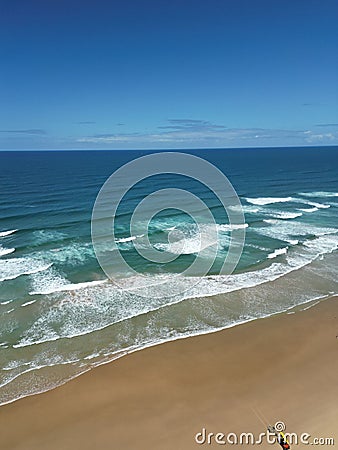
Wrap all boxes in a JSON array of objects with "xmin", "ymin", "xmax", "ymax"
[
  {"xmin": 0, "ymin": 247, "xmax": 15, "ymax": 257},
  {"xmin": 0, "ymin": 258, "xmax": 53, "ymax": 282},
  {"xmin": 245, "ymin": 197, "xmax": 293, "ymax": 205},
  {"xmin": 0, "ymin": 229, "xmax": 18, "ymax": 238},
  {"xmin": 267, "ymin": 247, "xmax": 288, "ymax": 259}
]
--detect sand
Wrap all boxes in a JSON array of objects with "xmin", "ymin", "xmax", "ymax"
[{"xmin": 1, "ymin": 296, "xmax": 337, "ymax": 450}]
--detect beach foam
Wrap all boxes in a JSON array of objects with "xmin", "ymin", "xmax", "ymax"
[
  {"xmin": 285, "ymin": 239, "xmax": 299, "ymax": 245},
  {"xmin": 21, "ymin": 300, "xmax": 37, "ymax": 307},
  {"xmin": 31, "ymin": 230, "xmax": 68, "ymax": 245},
  {"xmin": 154, "ymin": 235, "xmax": 217, "ymax": 255},
  {"xmin": 245, "ymin": 196, "xmax": 331, "ymax": 210},
  {"xmin": 301, "ymin": 200, "xmax": 330, "ymax": 209},
  {"xmin": 0, "ymin": 356, "xmax": 83, "ymax": 390},
  {"xmin": 217, "ymin": 223, "xmax": 249, "ymax": 230},
  {"xmin": 13, "ymin": 232, "xmax": 338, "ymax": 349},
  {"xmin": 299, "ymin": 191, "xmax": 338, "ymax": 198},
  {"xmin": 245, "ymin": 197, "xmax": 293, "ymax": 205},
  {"xmin": 0, "ymin": 230, "xmax": 18, "ymax": 238},
  {"xmin": 152, "ymin": 223, "xmax": 245, "ymax": 255},
  {"xmin": 298, "ymin": 207, "xmax": 319, "ymax": 213},
  {"xmin": 0, "ymin": 258, "xmax": 53, "ymax": 282},
  {"xmin": 0, "ymin": 247, "xmax": 15, "ymax": 257},
  {"xmin": 269, "ymin": 212, "xmax": 302, "ymax": 219},
  {"xmin": 32, "ymin": 242, "xmax": 96, "ymax": 266},
  {"xmin": 115, "ymin": 236, "xmax": 138, "ymax": 243},
  {"xmin": 28, "ymin": 266, "xmax": 107, "ymax": 295},
  {"xmin": 29, "ymin": 279, "xmax": 107, "ymax": 296},
  {"xmin": 267, "ymin": 247, "xmax": 288, "ymax": 259},
  {"xmin": 254, "ymin": 220, "xmax": 337, "ymax": 242},
  {"xmin": 229, "ymin": 205, "xmax": 260, "ymax": 213}
]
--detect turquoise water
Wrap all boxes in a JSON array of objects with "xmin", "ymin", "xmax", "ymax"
[{"xmin": 0, "ymin": 147, "xmax": 337, "ymax": 404}]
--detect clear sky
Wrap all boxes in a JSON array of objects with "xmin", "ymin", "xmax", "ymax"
[{"xmin": 1, "ymin": 0, "xmax": 337, "ymax": 150}]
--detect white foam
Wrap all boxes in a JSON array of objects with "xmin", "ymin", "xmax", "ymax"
[
  {"xmin": 301, "ymin": 300, "xmax": 322, "ymax": 312},
  {"xmin": 254, "ymin": 220, "xmax": 337, "ymax": 243},
  {"xmin": 270, "ymin": 212, "xmax": 302, "ymax": 219},
  {"xmin": 21, "ymin": 300, "xmax": 37, "ymax": 307},
  {"xmin": 32, "ymin": 229, "xmax": 67, "ymax": 245},
  {"xmin": 0, "ymin": 258, "xmax": 53, "ymax": 282},
  {"xmin": 302, "ymin": 200, "xmax": 330, "ymax": 209},
  {"xmin": 28, "ymin": 267, "xmax": 70, "ymax": 295},
  {"xmin": 298, "ymin": 207, "xmax": 319, "ymax": 213},
  {"xmin": 263, "ymin": 219, "xmax": 279, "ymax": 224},
  {"xmin": 0, "ymin": 230, "xmax": 18, "ymax": 238},
  {"xmin": 0, "ymin": 247, "xmax": 15, "ymax": 257},
  {"xmin": 217, "ymin": 223, "xmax": 249, "ymax": 230},
  {"xmin": 245, "ymin": 197, "xmax": 293, "ymax": 205},
  {"xmin": 83, "ymin": 352, "xmax": 101, "ymax": 360},
  {"xmin": 155, "ymin": 233, "xmax": 218, "ymax": 255},
  {"xmin": 153, "ymin": 223, "xmax": 240, "ymax": 256},
  {"xmin": 299, "ymin": 191, "xmax": 338, "ymax": 198},
  {"xmin": 32, "ymin": 242, "xmax": 95, "ymax": 266},
  {"xmin": 9, "ymin": 285, "xmax": 335, "ymax": 407},
  {"xmin": 29, "ymin": 279, "xmax": 107, "ymax": 296},
  {"xmin": 267, "ymin": 247, "xmax": 288, "ymax": 259},
  {"xmin": 286, "ymin": 239, "xmax": 299, "ymax": 245},
  {"xmin": 13, "ymin": 232, "xmax": 338, "ymax": 350},
  {"xmin": 245, "ymin": 195, "xmax": 331, "ymax": 211},
  {"xmin": 0, "ymin": 356, "xmax": 83, "ymax": 390},
  {"xmin": 302, "ymin": 235, "xmax": 338, "ymax": 254},
  {"xmin": 0, "ymin": 300, "xmax": 13, "ymax": 306},
  {"xmin": 115, "ymin": 236, "xmax": 137, "ymax": 243},
  {"xmin": 246, "ymin": 243, "xmax": 271, "ymax": 251},
  {"xmin": 229, "ymin": 205, "xmax": 260, "ymax": 213}
]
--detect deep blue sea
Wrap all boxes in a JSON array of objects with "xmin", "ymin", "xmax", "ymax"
[{"xmin": 0, "ymin": 147, "xmax": 337, "ymax": 404}]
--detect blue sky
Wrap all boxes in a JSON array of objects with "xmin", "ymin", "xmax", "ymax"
[{"xmin": 1, "ymin": 0, "xmax": 337, "ymax": 150}]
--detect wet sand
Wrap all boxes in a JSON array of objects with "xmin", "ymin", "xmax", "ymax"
[{"xmin": 1, "ymin": 296, "xmax": 337, "ymax": 450}]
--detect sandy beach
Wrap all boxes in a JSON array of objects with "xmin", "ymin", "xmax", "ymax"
[
  {"xmin": 2, "ymin": 0, "xmax": 338, "ymax": 448},
  {"xmin": 1, "ymin": 296, "xmax": 337, "ymax": 450}
]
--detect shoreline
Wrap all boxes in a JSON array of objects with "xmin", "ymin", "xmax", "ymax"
[
  {"xmin": 1, "ymin": 295, "xmax": 337, "ymax": 449},
  {"xmin": 1, "ymin": 292, "xmax": 331, "ymax": 408}
]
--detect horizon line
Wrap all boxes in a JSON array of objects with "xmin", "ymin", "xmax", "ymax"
[{"xmin": 0, "ymin": 144, "xmax": 337, "ymax": 152}]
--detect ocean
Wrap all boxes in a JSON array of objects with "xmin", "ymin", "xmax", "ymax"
[{"xmin": 0, "ymin": 147, "xmax": 337, "ymax": 405}]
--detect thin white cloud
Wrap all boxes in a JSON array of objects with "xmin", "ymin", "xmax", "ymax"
[
  {"xmin": 77, "ymin": 125, "xmax": 338, "ymax": 148},
  {"xmin": 304, "ymin": 132, "xmax": 335, "ymax": 143},
  {"xmin": 0, "ymin": 129, "xmax": 46, "ymax": 135}
]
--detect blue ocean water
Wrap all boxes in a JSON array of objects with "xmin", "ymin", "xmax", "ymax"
[{"xmin": 0, "ymin": 147, "xmax": 337, "ymax": 404}]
